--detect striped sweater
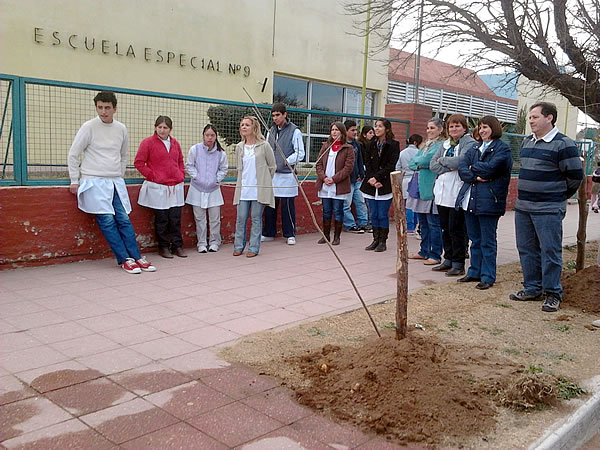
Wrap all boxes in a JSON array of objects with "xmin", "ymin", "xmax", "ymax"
[{"xmin": 515, "ymin": 130, "xmax": 583, "ymax": 214}]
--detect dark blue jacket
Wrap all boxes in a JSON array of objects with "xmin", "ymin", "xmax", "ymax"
[
  {"xmin": 456, "ymin": 138, "xmax": 512, "ymax": 216},
  {"xmin": 349, "ymin": 139, "xmax": 365, "ymax": 183}
]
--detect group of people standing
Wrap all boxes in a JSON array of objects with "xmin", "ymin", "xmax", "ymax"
[
  {"xmin": 315, "ymin": 118, "xmax": 400, "ymax": 252},
  {"xmin": 68, "ymin": 92, "xmax": 583, "ymax": 313},
  {"xmin": 400, "ymin": 114, "xmax": 512, "ymax": 292},
  {"xmin": 398, "ymin": 103, "xmax": 583, "ymax": 313},
  {"xmin": 134, "ymin": 111, "xmax": 295, "ymax": 260}
]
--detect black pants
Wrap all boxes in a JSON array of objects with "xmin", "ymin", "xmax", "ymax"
[
  {"xmin": 263, "ymin": 197, "xmax": 296, "ymax": 238},
  {"xmin": 437, "ymin": 205, "xmax": 466, "ymax": 267},
  {"xmin": 154, "ymin": 206, "xmax": 183, "ymax": 250}
]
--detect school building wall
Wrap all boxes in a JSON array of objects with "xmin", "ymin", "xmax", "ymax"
[
  {"xmin": 0, "ymin": 0, "xmax": 397, "ymax": 267},
  {"xmin": 0, "ymin": 0, "xmax": 388, "ymax": 111}
]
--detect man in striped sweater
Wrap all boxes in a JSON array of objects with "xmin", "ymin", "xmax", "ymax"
[{"xmin": 509, "ymin": 102, "xmax": 583, "ymax": 312}]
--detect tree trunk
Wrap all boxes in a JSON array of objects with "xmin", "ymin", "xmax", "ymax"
[
  {"xmin": 391, "ymin": 171, "xmax": 408, "ymax": 340},
  {"xmin": 575, "ymin": 177, "xmax": 588, "ymax": 272}
]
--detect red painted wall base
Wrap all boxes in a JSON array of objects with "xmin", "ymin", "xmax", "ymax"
[{"xmin": 0, "ymin": 182, "xmax": 321, "ymax": 269}]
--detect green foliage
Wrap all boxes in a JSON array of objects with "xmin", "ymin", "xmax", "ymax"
[
  {"xmin": 381, "ymin": 322, "xmax": 396, "ymax": 329},
  {"xmin": 564, "ymin": 260, "xmax": 577, "ymax": 271},
  {"xmin": 528, "ymin": 364, "xmax": 544, "ymax": 374},
  {"xmin": 448, "ymin": 319, "xmax": 459, "ymax": 329},
  {"xmin": 515, "ymin": 105, "xmax": 528, "ymax": 134},
  {"xmin": 206, "ymin": 105, "xmax": 271, "ymax": 147},
  {"xmin": 556, "ymin": 377, "xmax": 586, "ymax": 400},
  {"xmin": 554, "ymin": 324, "xmax": 570, "ymax": 333},
  {"xmin": 495, "ymin": 303, "xmax": 513, "ymax": 308}
]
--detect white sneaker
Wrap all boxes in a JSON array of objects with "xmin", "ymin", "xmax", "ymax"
[
  {"xmin": 287, "ymin": 237, "xmax": 296, "ymax": 245},
  {"xmin": 261, "ymin": 236, "xmax": 274, "ymax": 242},
  {"xmin": 197, "ymin": 246, "xmax": 208, "ymax": 253},
  {"xmin": 208, "ymin": 245, "xmax": 219, "ymax": 252}
]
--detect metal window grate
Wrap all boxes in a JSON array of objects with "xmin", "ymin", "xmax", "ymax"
[
  {"xmin": 1, "ymin": 75, "xmax": 409, "ymax": 185},
  {"xmin": 387, "ymin": 80, "xmax": 518, "ymax": 124}
]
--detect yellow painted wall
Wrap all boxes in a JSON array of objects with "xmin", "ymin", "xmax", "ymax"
[
  {"xmin": 0, "ymin": 0, "xmax": 388, "ymax": 112},
  {"xmin": 517, "ymin": 76, "xmax": 578, "ymax": 138}
]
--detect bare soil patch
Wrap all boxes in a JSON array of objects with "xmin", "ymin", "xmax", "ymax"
[
  {"xmin": 562, "ymin": 264, "xmax": 600, "ymax": 313},
  {"xmin": 221, "ymin": 241, "xmax": 599, "ymax": 448}
]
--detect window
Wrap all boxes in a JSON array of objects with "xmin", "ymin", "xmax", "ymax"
[
  {"xmin": 273, "ymin": 76, "xmax": 308, "ymax": 108},
  {"xmin": 273, "ymin": 75, "xmax": 377, "ymax": 162},
  {"xmin": 345, "ymin": 88, "xmax": 374, "ymax": 115},
  {"xmin": 311, "ymin": 82, "xmax": 343, "ymax": 112}
]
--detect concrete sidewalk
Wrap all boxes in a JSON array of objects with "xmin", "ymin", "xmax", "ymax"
[{"xmin": 1, "ymin": 204, "xmax": 599, "ymax": 449}]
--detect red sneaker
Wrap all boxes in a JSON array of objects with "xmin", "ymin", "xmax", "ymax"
[
  {"xmin": 122, "ymin": 258, "xmax": 141, "ymax": 274},
  {"xmin": 136, "ymin": 256, "xmax": 156, "ymax": 272}
]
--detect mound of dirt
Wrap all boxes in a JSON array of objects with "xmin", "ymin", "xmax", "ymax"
[
  {"xmin": 289, "ymin": 332, "xmax": 525, "ymax": 447},
  {"xmin": 562, "ymin": 265, "xmax": 600, "ymax": 313}
]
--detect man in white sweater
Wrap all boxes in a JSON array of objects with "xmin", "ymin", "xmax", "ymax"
[{"xmin": 67, "ymin": 91, "xmax": 156, "ymax": 274}]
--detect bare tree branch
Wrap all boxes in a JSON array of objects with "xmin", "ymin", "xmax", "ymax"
[{"xmin": 345, "ymin": 0, "xmax": 600, "ymax": 122}]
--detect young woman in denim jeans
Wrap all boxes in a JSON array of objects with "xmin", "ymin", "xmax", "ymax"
[
  {"xmin": 315, "ymin": 122, "xmax": 355, "ymax": 246},
  {"xmin": 407, "ymin": 118, "xmax": 445, "ymax": 264},
  {"xmin": 232, "ymin": 116, "xmax": 276, "ymax": 258},
  {"xmin": 360, "ymin": 119, "xmax": 400, "ymax": 252}
]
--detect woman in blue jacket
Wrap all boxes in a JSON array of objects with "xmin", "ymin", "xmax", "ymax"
[
  {"xmin": 455, "ymin": 116, "xmax": 512, "ymax": 289},
  {"xmin": 407, "ymin": 118, "xmax": 445, "ymax": 264}
]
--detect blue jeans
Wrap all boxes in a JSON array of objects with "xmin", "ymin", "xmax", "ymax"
[
  {"xmin": 234, "ymin": 200, "xmax": 264, "ymax": 254},
  {"xmin": 343, "ymin": 181, "xmax": 368, "ymax": 228},
  {"xmin": 515, "ymin": 210, "xmax": 565, "ymax": 297},
  {"xmin": 416, "ymin": 212, "xmax": 442, "ymax": 262},
  {"xmin": 95, "ymin": 189, "xmax": 141, "ymax": 265},
  {"xmin": 406, "ymin": 206, "xmax": 418, "ymax": 232},
  {"xmin": 464, "ymin": 213, "xmax": 500, "ymax": 284},
  {"xmin": 367, "ymin": 198, "xmax": 393, "ymax": 228},
  {"xmin": 322, "ymin": 198, "xmax": 345, "ymax": 221},
  {"xmin": 263, "ymin": 196, "xmax": 296, "ymax": 238}
]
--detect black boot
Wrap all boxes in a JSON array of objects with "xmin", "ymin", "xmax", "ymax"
[
  {"xmin": 374, "ymin": 228, "xmax": 388, "ymax": 252},
  {"xmin": 365, "ymin": 227, "xmax": 380, "ymax": 251},
  {"xmin": 318, "ymin": 218, "xmax": 331, "ymax": 244},
  {"xmin": 332, "ymin": 221, "xmax": 343, "ymax": 245}
]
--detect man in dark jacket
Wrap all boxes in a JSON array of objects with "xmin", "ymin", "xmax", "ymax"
[
  {"xmin": 509, "ymin": 102, "xmax": 584, "ymax": 312},
  {"xmin": 342, "ymin": 120, "xmax": 368, "ymax": 233}
]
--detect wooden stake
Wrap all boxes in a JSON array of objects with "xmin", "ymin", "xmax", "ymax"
[
  {"xmin": 391, "ymin": 170, "xmax": 408, "ymax": 340},
  {"xmin": 575, "ymin": 178, "xmax": 588, "ymax": 272}
]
